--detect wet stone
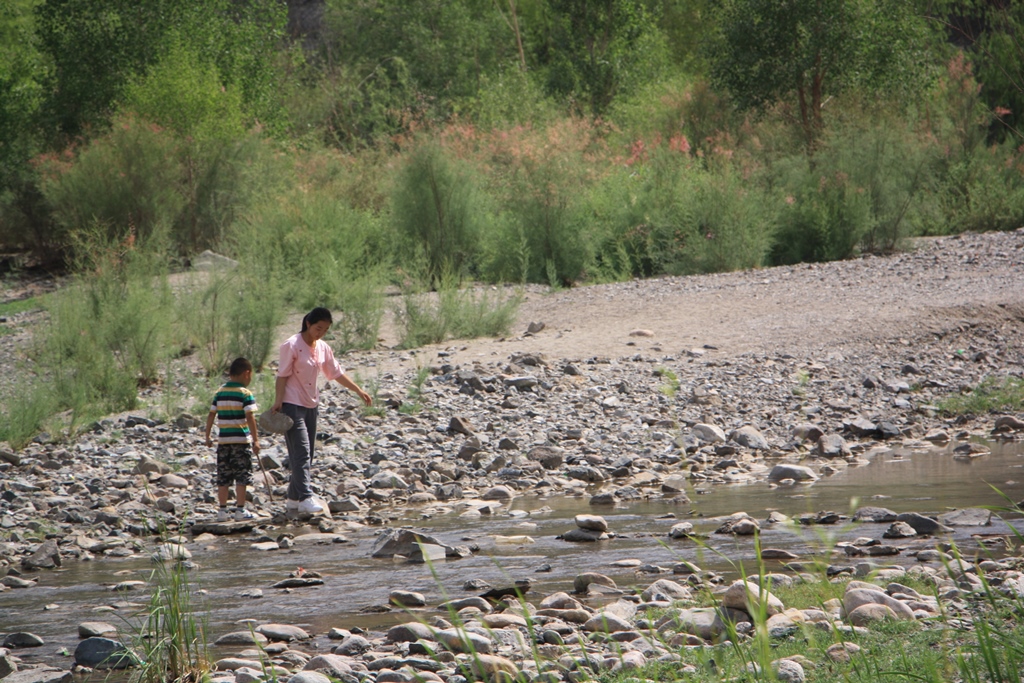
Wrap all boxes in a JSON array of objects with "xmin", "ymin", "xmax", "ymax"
[
  {"xmin": 3, "ymin": 633, "xmax": 44, "ymax": 648},
  {"xmin": 854, "ymin": 506, "xmax": 898, "ymax": 523},
  {"xmin": 74, "ymin": 637, "xmax": 134, "ymax": 669},
  {"xmin": 883, "ymin": 522, "xmax": 918, "ymax": 538},
  {"xmin": 77, "ymin": 622, "xmax": 117, "ymax": 638},
  {"xmin": 256, "ymin": 624, "xmax": 310, "ymax": 641}
]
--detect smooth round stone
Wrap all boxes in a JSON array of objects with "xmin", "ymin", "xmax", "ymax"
[
  {"xmin": 668, "ymin": 522, "xmax": 694, "ymax": 539},
  {"xmin": 78, "ymin": 622, "xmax": 118, "ymax": 638},
  {"xmin": 333, "ymin": 634, "xmax": 371, "ymax": 656},
  {"xmin": 74, "ymin": 637, "xmax": 134, "ymax": 669},
  {"xmin": 256, "ymin": 624, "xmax": 310, "ymax": 641},
  {"xmin": 214, "ymin": 631, "xmax": 269, "ymax": 646},
  {"xmin": 386, "ymin": 622, "xmax": 435, "ymax": 643},
  {"xmin": 216, "ymin": 658, "xmax": 264, "ymax": 671},
  {"xmin": 574, "ymin": 573, "xmax": 616, "ymax": 594},
  {"xmin": 286, "ymin": 672, "xmax": 332, "ymax": 683},
  {"xmin": 848, "ymin": 603, "xmax": 898, "ymax": 626},
  {"xmin": 302, "ymin": 654, "xmax": 352, "ymax": 677},
  {"xmin": 389, "ymin": 590, "xmax": 426, "ymax": 608},
  {"xmin": 2, "ymin": 633, "xmax": 44, "ymax": 648},
  {"xmin": 574, "ymin": 514, "xmax": 609, "ymax": 532}
]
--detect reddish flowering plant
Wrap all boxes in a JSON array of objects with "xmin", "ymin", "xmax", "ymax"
[{"xmin": 668, "ymin": 135, "xmax": 691, "ymax": 155}]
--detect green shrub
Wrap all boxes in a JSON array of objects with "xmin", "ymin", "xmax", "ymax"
[
  {"xmin": 6, "ymin": 230, "xmax": 177, "ymax": 440},
  {"xmin": 38, "ymin": 116, "xmax": 183, "ymax": 254},
  {"xmin": 442, "ymin": 284, "xmax": 521, "ymax": 340},
  {"xmin": 38, "ymin": 110, "xmax": 279, "ymax": 259},
  {"xmin": 606, "ymin": 77, "xmax": 736, "ymax": 160},
  {"xmin": 238, "ymin": 191, "xmax": 391, "ymax": 310},
  {"xmin": 593, "ymin": 150, "xmax": 776, "ymax": 277},
  {"xmin": 772, "ymin": 117, "xmax": 935, "ymax": 263},
  {"xmin": 683, "ymin": 166, "xmax": 776, "ymax": 274},
  {"xmin": 126, "ymin": 544, "xmax": 211, "ymax": 683},
  {"xmin": 68, "ymin": 229, "xmax": 172, "ymax": 385},
  {"xmin": 292, "ymin": 58, "xmax": 420, "ymax": 151},
  {"xmin": 172, "ymin": 273, "xmax": 233, "ymax": 376},
  {"xmin": 469, "ymin": 67, "xmax": 559, "ymax": 129},
  {"xmin": 772, "ymin": 160, "xmax": 872, "ymax": 264},
  {"xmin": 590, "ymin": 153, "xmax": 689, "ymax": 278},
  {"xmin": 225, "ymin": 269, "xmax": 286, "ymax": 371},
  {"xmin": 0, "ymin": 377, "xmax": 57, "ymax": 449},
  {"xmin": 43, "ymin": 282, "xmax": 142, "ymax": 424},
  {"xmin": 391, "ymin": 142, "xmax": 485, "ymax": 283},
  {"xmin": 395, "ymin": 275, "xmax": 521, "ymax": 349},
  {"xmin": 939, "ymin": 376, "xmax": 1024, "ymax": 415},
  {"xmin": 123, "ymin": 32, "xmax": 246, "ymax": 143},
  {"xmin": 473, "ymin": 118, "xmax": 606, "ymax": 285},
  {"xmin": 936, "ymin": 141, "xmax": 1024, "ymax": 235},
  {"xmin": 500, "ymin": 159, "xmax": 591, "ymax": 286},
  {"xmin": 332, "ymin": 273, "xmax": 386, "ymax": 352},
  {"xmin": 170, "ymin": 263, "xmax": 283, "ymax": 376},
  {"xmin": 395, "ymin": 287, "xmax": 449, "ymax": 349}
]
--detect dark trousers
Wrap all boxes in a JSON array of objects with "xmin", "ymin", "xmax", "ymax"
[{"xmin": 281, "ymin": 403, "xmax": 318, "ymax": 501}]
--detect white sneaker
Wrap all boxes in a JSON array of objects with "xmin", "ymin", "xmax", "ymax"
[
  {"xmin": 285, "ymin": 499, "xmax": 299, "ymax": 511},
  {"xmin": 216, "ymin": 508, "xmax": 229, "ymax": 522},
  {"xmin": 297, "ymin": 498, "xmax": 324, "ymax": 515},
  {"xmin": 234, "ymin": 508, "xmax": 256, "ymax": 521}
]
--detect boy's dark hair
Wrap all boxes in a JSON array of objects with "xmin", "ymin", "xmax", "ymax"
[
  {"xmin": 301, "ymin": 307, "xmax": 333, "ymax": 332},
  {"xmin": 228, "ymin": 357, "xmax": 252, "ymax": 376}
]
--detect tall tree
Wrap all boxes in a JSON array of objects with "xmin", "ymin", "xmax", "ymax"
[
  {"xmin": 657, "ymin": 0, "xmax": 712, "ymax": 72},
  {"xmin": 34, "ymin": 0, "xmax": 285, "ymax": 140},
  {"xmin": 537, "ymin": 0, "xmax": 668, "ymax": 115},
  {"xmin": 708, "ymin": 0, "xmax": 933, "ymax": 149},
  {"xmin": 929, "ymin": 0, "xmax": 1024, "ymax": 139},
  {"xmin": 1, "ymin": 1, "xmax": 45, "ymax": 172},
  {"xmin": 325, "ymin": 0, "xmax": 512, "ymax": 102}
]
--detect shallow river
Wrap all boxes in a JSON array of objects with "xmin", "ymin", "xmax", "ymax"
[{"xmin": 3, "ymin": 439, "xmax": 1023, "ymax": 672}]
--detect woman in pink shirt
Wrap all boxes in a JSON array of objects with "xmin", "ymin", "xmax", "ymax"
[{"xmin": 272, "ymin": 307, "xmax": 371, "ymax": 514}]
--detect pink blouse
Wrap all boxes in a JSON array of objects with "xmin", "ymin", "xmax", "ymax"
[{"xmin": 277, "ymin": 333, "xmax": 345, "ymax": 408}]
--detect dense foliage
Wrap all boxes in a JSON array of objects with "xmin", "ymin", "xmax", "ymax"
[
  {"xmin": 1, "ymin": 0, "xmax": 1023, "ymax": 447},
  {"xmin": 1, "ymin": 0, "xmax": 1022, "ymax": 280}
]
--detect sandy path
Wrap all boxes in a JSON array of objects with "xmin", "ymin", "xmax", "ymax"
[{"xmin": 364, "ymin": 231, "xmax": 1024, "ymax": 374}]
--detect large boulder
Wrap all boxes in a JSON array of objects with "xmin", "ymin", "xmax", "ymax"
[
  {"xmin": 465, "ymin": 654, "xmax": 520, "ymax": 683},
  {"xmin": 843, "ymin": 587, "xmax": 914, "ymax": 621},
  {"xmin": 656, "ymin": 607, "xmax": 748, "ymax": 641},
  {"xmin": 895, "ymin": 512, "xmax": 952, "ymax": 535},
  {"xmin": 768, "ymin": 465, "xmax": 817, "ymax": 483},
  {"xmin": 721, "ymin": 580, "xmax": 784, "ymax": 617},
  {"xmin": 574, "ymin": 573, "xmax": 616, "ymax": 594},
  {"xmin": 302, "ymin": 654, "xmax": 352, "ymax": 678},
  {"xmin": 730, "ymin": 426, "xmax": 769, "ymax": 450},
  {"xmin": 73, "ymin": 637, "xmax": 135, "ymax": 669},
  {"xmin": 642, "ymin": 579, "xmax": 692, "ymax": 602},
  {"xmin": 371, "ymin": 529, "xmax": 456, "ymax": 559},
  {"xmin": 386, "ymin": 622, "xmax": 435, "ymax": 643},
  {"xmin": 256, "ymin": 624, "xmax": 310, "ymax": 641},
  {"xmin": 21, "ymin": 540, "xmax": 61, "ymax": 570}
]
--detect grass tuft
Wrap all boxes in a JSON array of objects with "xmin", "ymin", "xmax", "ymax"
[{"xmin": 939, "ymin": 376, "xmax": 1024, "ymax": 415}]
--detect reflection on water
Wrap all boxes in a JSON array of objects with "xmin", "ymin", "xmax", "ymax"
[{"xmin": 2, "ymin": 439, "xmax": 1022, "ymax": 671}]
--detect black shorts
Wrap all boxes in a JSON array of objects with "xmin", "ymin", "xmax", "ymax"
[{"xmin": 216, "ymin": 443, "xmax": 253, "ymax": 486}]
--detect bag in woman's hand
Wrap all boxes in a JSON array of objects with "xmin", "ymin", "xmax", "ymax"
[{"xmin": 259, "ymin": 410, "xmax": 294, "ymax": 434}]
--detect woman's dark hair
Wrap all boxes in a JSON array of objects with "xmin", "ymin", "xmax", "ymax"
[{"xmin": 301, "ymin": 307, "xmax": 333, "ymax": 332}]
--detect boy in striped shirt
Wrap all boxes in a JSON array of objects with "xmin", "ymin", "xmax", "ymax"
[{"xmin": 204, "ymin": 357, "xmax": 261, "ymax": 521}]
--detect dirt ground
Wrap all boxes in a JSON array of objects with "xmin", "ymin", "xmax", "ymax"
[
  {"xmin": 2, "ymin": 230, "xmax": 1023, "ymax": 393},
  {"xmin": 360, "ymin": 230, "xmax": 1024, "ymax": 376}
]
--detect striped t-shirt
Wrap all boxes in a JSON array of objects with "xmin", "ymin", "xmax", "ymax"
[{"xmin": 210, "ymin": 382, "xmax": 258, "ymax": 445}]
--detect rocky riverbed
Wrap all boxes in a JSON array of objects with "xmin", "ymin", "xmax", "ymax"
[{"xmin": 1, "ymin": 230, "xmax": 1024, "ymax": 682}]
